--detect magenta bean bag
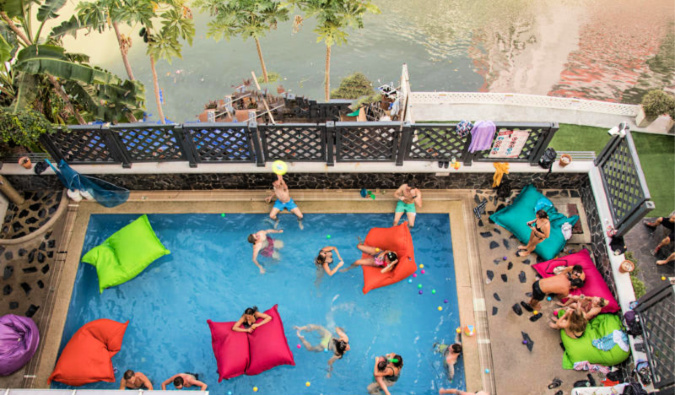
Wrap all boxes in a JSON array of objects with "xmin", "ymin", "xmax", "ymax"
[
  {"xmin": 208, "ymin": 304, "xmax": 295, "ymax": 381},
  {"xmin": 532, "ymin": 249, "xmax": 619, "ymax": 313},
  {"xmin": 0, "ymin": 314, "xmax": 40, "ymax": 376}
]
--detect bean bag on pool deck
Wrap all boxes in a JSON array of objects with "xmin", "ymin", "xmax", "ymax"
[
  {"xmin": 82, "ymin": 214, "xmax": 170, "ymax": 293},
  {"xmin": 208, "ymin": 304, "xmax": 294, "ymax": 381},
  {"xmin": 361, "ymin": 223, "xmax": 417, "ymax": 294},
  {"xmin": 532, "ymin": 249, "xmax": 619, "ymax": 314},
  {"xmin": 558, "ymin": 311, "xmax": 630, "ymax": 369},
  {"xmin": 48, "ymin": 319, "xmax": 128, "ymax": 386},
  {"xmin": 0, "ymin": 314, "xmax": 39, "ymax": 376},
  {"xmin": 489, "ymin": 184, "xmax": 579, "ymax": 261}
]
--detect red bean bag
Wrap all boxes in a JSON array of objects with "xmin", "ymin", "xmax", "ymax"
[
  {"xmin": 48, "ymin": 319, "xmax": 128, "ymax": 386},
  {"xmin": 362, "ymin": 223, "xmax": 417, "ymax": 294},
  {"xmin": 208, "ymin": 305, "xmax": 294, "ymax": 381},
  {"xmin": 207, "ymin": 320, "xmax": 250, "ymax": 381},
  {"xmin": 246, "ymin": 305, "xmax": 295, "ymax": 375},
  {"xmin": 532, "ymin": 249, "xmax": 619, "ymax": 313}
]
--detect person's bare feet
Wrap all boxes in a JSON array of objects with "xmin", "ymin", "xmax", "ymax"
[
  {"xmin": 518, "ymin": 245, "xmax": 528, "ymax": 250},
  {"xmin": 652, "ymin": 247, "xmax": 661, "ymax": 256},
  {"xmin": 548, "ymin": 322, "xmax": 559, "ymax": 329},
  {"xmin": 656, "ymin": 259, "xmax": 669, "ymax": 265},
  {"xmin": 516, "ymin": 250, "xmax": 531, "ymax": 257}
]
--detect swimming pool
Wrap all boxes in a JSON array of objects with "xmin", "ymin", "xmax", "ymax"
[{"xmin": 55, "ymin": 213, "xmax": 464, "ymax": 394}]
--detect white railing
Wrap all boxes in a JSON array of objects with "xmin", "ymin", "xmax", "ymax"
[{"xmin": 410, "ymin": 91, "xmax": 640, "ymax": 117}]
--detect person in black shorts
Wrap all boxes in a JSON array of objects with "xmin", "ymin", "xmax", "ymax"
[
  {"xmin": 526, "ymin": 265, "xmax": 585, "ymax": 310},
  {"xmin": 644, "ymin": 212, "xmax": 675, "ymax": 263}
]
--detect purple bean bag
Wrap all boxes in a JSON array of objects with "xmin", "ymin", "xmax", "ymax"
[{"xmin": 0, "ymin": 314, "xmax": 40, "ymax": 376}]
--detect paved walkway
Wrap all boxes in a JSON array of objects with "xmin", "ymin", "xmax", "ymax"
[{"xmin": 624, "ymin": 219, "xmax": 675, "ymax": 293}]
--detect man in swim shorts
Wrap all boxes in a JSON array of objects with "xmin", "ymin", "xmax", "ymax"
[
  {"xmin": 120, "ymin": 370, "xmax": 153, "ymax": 390},
  {"xmin": 161, "ymin": 373, "xmax": 207, "ymax": 391},
  {"xmin": 644, "ymin": 211, "xmax": 675, "ymax": 262},
  {"xmin": 526, "ymin": 265, "xmax": 585, "ymax": 311},
  {"xmin": 248, "ymin": 229, "xmax": 284, "ymax": 274},
  {"xmin": 266, "ymin": 174, "xmax": 304, "ymax": 229},
  {"xmin": 393, "ymin": 182, "xmax": 422, "ymax": 228}
]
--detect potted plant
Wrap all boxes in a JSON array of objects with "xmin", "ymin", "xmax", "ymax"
[
  {"xmin": 636, "ymin": 90, "xmax": 675, "ymax": 127},
  {"xmin": 559, "ymin": 153, "xmax": 572, "ymax": 167},
  {"xmin": 18, "ymin": 156, "xmax": 32, "ymax": 169}
]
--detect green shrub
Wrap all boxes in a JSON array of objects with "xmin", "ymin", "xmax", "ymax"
[
  {"xmin": 331, "ymin": 72, "xmax": 376, "ymax": 99},
  {"xmin": 0, "ymin": 107, "xmax": 54, "ymax": 148},
  {"xmin": 641, "ymin": 90, "xmax": 675, "ymax": 118},
  {"xmin": 624, "ymin": 252, "xmax": 646, "ymax": 299}
]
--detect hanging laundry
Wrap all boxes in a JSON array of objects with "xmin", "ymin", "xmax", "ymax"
[
  {"xmin": 468, "ymin": 120, "xmax": 496, "ymax": 153},
  {"xmin": 492, "ymin": 162, "xmax": 510, "ymax": 188}
]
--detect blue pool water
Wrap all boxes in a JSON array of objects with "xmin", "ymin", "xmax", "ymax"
[{"xmin": 56, "ymin": 213, "xmax": 464, "ymax": 394}]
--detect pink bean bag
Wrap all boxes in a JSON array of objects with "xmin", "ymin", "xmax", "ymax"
[
  {"xmin": 48, "ymin": 319, "xmax": 128, "ymax": 386},
  {"xmin": 532, "ymin": 249, "xmax": 619, "ymax": 313},
  {"xmin": 208, "ymin": 304, "xmax": 294, "ymax": 381}
]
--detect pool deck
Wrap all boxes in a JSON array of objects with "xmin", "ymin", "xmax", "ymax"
[{"xmin": 33, "ymin": 189, "xmax": 493, "ymax": 393}]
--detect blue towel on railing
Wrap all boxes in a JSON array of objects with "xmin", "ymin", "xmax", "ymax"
[{"xmin": 468, "ymin": 120, "xmax": 496, "ymax": 153}]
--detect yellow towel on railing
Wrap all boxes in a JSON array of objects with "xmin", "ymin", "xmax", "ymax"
[{"xmin": 492, "ymin": 163, "xmax": 510, "ymax": 188}]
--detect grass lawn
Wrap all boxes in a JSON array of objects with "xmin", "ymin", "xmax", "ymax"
[{"xmin": 551, "ymin": 124, "xmax": 674, "ymax": 216}]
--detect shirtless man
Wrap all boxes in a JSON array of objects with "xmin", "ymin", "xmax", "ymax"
[
  {"xmin": 266, "ymin": 174, "xmax": 304, "ymax": 229},
  {"xmin": 393, "ymin": 182, "xmax": 422, "ymax": 228},
  {"xmin": 161, "ymin": 373, "xmax": 207, "ymax": 391},
  {"xmin": 247, "ymin": 229, "xmax": 284, "ymax": 274},
  {"xmin": 525, "ymin": 265, "xmax": 585, "ymax": 311},
  {"xmin": 120, "ymin": 370, "xmax": 153, "ymax": 390}
]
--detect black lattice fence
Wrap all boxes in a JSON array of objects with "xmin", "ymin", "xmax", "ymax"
[
  {"xmin": 595, "ymin": 131, "xmax": 653, "ymax": 236},
  {"xmin": 111, "ymin": 124, "xmax": 186, "ymax": 163},
  {"xmin": 635, "ymin": 283, "xmax": 675, "ymax": 389},
  {"xmin": 335, "ymin": 122, "xmax": 400, "ymax": 162},
  {"xmin": 260, "ymin": 124, "xmax": 326, "ymax": 162},
  {"xmin": 183, "ymin": 123, "xmax": 257, "ymax": 165},
  {"xmin": 40, "ymin": 125, "xmax": 118, "ymax": 164},
  {"xmin": 406, "ymin": 124, "xmax": 469, "ymax": 163},
  {"xmin": 472, "ymin": 122, "xmax": 558, "ymax": 165}
]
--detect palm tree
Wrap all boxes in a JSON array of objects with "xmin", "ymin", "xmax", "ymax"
[
  {"xmin": 194, "ymin": 0, "xmax": 289, "ymax": 83},
  {"xmin": 288, "ymin": 0, "xmax": 379, "ymax": 101},
  {"xmin": 142, "ymin": 1, "xmax": 195, "ymax": 124}
]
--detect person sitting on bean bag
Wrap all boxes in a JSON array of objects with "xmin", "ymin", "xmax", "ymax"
[
  {"xmin": 549, "ymin": 308, "xmax": 588, "ymax": 339},
  {"xmin": 342, "ymin": 237, "xmax": 398, "ymax": 274},
  {"xmin": 524, "ymin": 265, "xmax": 585, "ymax": 311}
]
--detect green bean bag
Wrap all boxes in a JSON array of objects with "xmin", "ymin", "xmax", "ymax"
[
  {"xmin": 559, "ymin": 311, "xmax": 630, "ymax": 369},
  {"xmin": 82, "ymin": 215, "xmax": 170, "ymax": 293},
  {"xmin": 489, "ymin": 184, "xmax": 578, "ymax": 260}
]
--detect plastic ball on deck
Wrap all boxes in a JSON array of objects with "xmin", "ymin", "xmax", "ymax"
[
  {"xmin": 546, "ymin": 296, "xmax": 552, "ymax": 301},
  {"xmin": 438, "ymin": 306, "xmax": 443, "ymax": 311},
  {"xmin": 419, "ymin": 264, "xmax": 424, "ymax": 269},
  {"xmin": 533, "ymin": 310, "xmax": 539, "ymax": 315},
  {"xmin": 503, "ymin": 256, "xmax": 507, "ymax": 260},
  {"xmin": 432, "ymin": 289, "xmax": 436, "ymax": 294},
  {"xmin": 662, "ymin": 276, "xmax": 667, "ymax": 281},
  {"xmin": 253, "ymin": 387, "xmax": 259, "ymax": 392},
  {"xmin": 417, "ymin": 284, "xmax": 422, "ymax": 289},
  {"xmin": 272, "ymin": 160, "xmax": 288, "ymax": 175},
  {"xmin": 305, "ymin": 382, "xmax": 311, "ymax": 387},
  {"xmin": 522, "ymin": 340, "xmax": 528, "ymax": 345},
  {"xmin": 485, "ymin": 369, "xmax": 490, "ymax": 374},
  {"xmin": 421, "ymin": 269, "xmax": 426, "ymax": 274}
]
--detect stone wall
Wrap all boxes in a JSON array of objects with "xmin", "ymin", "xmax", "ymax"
[{"xmin": 7, "ymin": 172, "xmax": 589, "ymax": 192}]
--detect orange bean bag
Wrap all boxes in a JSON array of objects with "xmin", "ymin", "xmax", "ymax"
[
  {"xmin": 48, "ymin": 319, "xmax": 128, "ymax": 386},
  {"xmin": 361, "ymin": 223, "xmax": 417, "ymax": 294}
]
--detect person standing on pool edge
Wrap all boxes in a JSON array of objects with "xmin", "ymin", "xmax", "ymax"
[
  {"xmin": 161, "ymin": 373, "xmax": 207, "ymax": 391},
  {"xmin": 393, "ymin": 182, "xmax": 422, "ymax": 228},
  {"xmin": 266, "ymin": 174, "xmax": 304, "ymax": 229}
]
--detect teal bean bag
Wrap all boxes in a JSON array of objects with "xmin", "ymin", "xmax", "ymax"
[
  {"xmin": 82, "ymin": 215, "xmax": 170, "ymax": 293},
  {"xmin": 489, "ymin": 184, "xmax": 578, "ymax": 260},
  {"xmin": 559, "ymin": 311, "xmax": 630, "ymax": 369}
]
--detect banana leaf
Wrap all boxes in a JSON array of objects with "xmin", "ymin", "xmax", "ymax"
[{"xmin": 37, "ymin": 0, "xmax": 67, "ymax": 22}]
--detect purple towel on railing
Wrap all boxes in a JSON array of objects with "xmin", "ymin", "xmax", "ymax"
[{"xmin": 468, "ymin": 120, "xmax": 496, "ymax": 153}]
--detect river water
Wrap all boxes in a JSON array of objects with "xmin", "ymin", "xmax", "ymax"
[{"xmin": 62, "ymin": 0, "xmax": 674, "ymax": 123}]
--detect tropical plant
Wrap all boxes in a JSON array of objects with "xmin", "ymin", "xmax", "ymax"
[
  {"xmin": 287, "ymin": 0, "xmax": 379, "ymax": 101},
  {"xmin": 0, "ymin": 106, "xmax": 53, "ymax": 148},
  {"xmin": 641, "ymin": 90, "xmax": 675, "ymax": 119},
  {"xmin": 0, "ymin": 0, "xmax": 145, "ymax": 125},
  {"xmin": 195, "ymin": 0, "xmax": 289, "ymax": 83},
  {"xmin": 140, "ymin": 0, "xmax": 195, "ymax": 124},
  {"xmin": 331, "ymin": 72, "xmax": 375, "ymax": 99}
]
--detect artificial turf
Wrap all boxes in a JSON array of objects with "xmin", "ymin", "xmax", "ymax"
[{"xmin": 551, "ymin": 124, "xmax": 674, "ymax": 216}]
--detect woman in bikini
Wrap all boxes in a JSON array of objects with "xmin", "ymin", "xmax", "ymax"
[
  {"xmin": 232, "ymin": 306, "xmax": 272, "ymax": 333},
  {"xmin": 294, "ymin": 325, "xmax": 350, "ymax": 377},
  {"xmin": 549, "ymin": 308, "xmax": 587, "ymax": 338},
  {"xmin": 517, "ymin": 210, "xmax": 550, "ymax": 257},
  {"xmin": 556, "ymin": 295, "xmax": 607, "ymax": 321},
  {"xmin": 315, "ymin": 246, "xmax": 344, "ymax": 276},
  {"xmin": 341, "ymin": 237, "xmax": 398, "ymax": 273},
  {"xmin": 368, "ymin": 353, "xmax": 403, "ymax": 395}
]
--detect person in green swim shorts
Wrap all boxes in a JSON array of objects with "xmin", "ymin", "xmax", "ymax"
[
  {"xmin": 294, "ymin": 325, "xmax": 350, "ymax": 377},
  {"xmin": 393, "ymin": 182, "xmax": 423, "ymax": 228}
]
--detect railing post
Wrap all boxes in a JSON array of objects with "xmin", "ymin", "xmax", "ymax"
[
  {"xmin": 616, "ymin": 200, "xmax": 655, "ymax": 237},
  {"xmin": 529, "ymin": 122, "xmax": 559, "ymax": 166},
  {"xmin": 461, "ymin": 133, "xmax": 473, "ymax": 166},
  {"xmin": 395, "ymin": 122, "xmax": 412, "ymax": 166},
  {"xmin": 248, "ymin": 121, "xmax": 265, "ymax": 167},
  {"xmin": 326, "ymin": 121, "xmax": 335, "ymax": 166},
  {"xmin": 594, "ymin": 134, "xmax": 622, "ymax": 167},
  {"xmin": 102, "ymin": 126, "xmax": 133, "ymax": 168},
  {"xmin": 173, "ymin": 125, "xmax": 198, "ymax": 168}
]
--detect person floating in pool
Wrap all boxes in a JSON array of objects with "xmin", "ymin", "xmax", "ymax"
[
  {"xmin": 120, "ymin": 370, "xmax": 153, "ymax": 390},
  {"xmin": 265, "ymin": 174, "xmax": 304, "ymax": 229},
  {"xmin": 248, "ymin": 228, "xmax": 284, "ymax": 274},
  {"xmin": 434, "ymin": 333, "xmax": 462, "ymax": 381},
  {"xmin": 315, "ymin": 246, "xmax": 345, "ymax": 276},
  {"xmin": 294, "ymin": 325, "xmax": 350, "ymax": 377},
  {"xmin": 232, "ymin": 306, "xmax": 272, "ymax": 333},
  {"xmin": 393, "ymin": 182, "xmax": 422, "ymax": 228},
  {"xmin": 515, "ymin": 209, "xmax": 550, "ymax": 257},
  {"xmin": 341, "ymin": 237, "xmax": 398, "ymax": 273},
  {"xmin": 368, "ymin": 353, "xmax": 403, "ymax": 395},
  {"xmin": 161, "ymin": 373, "xmax": 207, "ymax": 391}
]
